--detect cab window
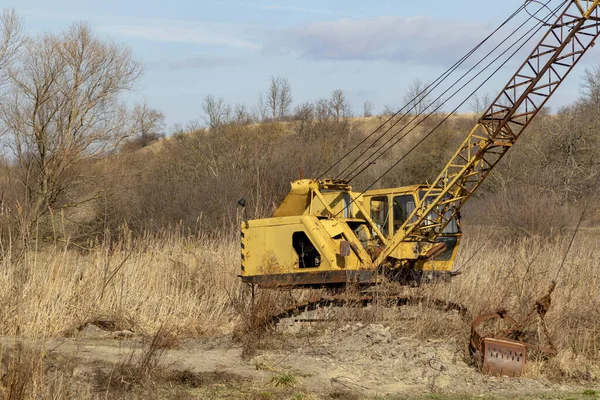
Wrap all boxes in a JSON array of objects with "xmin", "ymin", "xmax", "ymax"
[
  {"xmin": 393, "ymin": 195, "xmax": 416, "ymax": 232},
  {"xmin": 370, "ymin": 197, "xmax": 389, "ymax": 236},
  {"xmin": 419, "ymin": 191, "xmax": 460, "ymax": 234}
]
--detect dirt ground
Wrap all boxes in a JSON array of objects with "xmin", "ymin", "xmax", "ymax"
[{"xmin": 2, "ymin": 320, "xmax": 598, "ymax": 400}]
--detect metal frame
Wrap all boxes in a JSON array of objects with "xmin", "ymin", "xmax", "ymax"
[{"xmin": 376, "ymin": 0, "xmax": 600, "ymax": 265}]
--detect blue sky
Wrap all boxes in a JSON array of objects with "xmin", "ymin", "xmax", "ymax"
[{"xmin": 5, "ymin": 0, "xmax": 598, "ymax": 127}]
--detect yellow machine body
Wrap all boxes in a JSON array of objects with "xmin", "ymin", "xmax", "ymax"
[
  {"xmin": 240, "ymin": 0, "xmax": 600, "ymax": 289},
  {"xmin": 240, "ymin": 179, "xmax": 461, "ymax": 288}
]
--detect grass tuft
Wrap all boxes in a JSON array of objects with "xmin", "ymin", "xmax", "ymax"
[{"xmin": 270, "ymin": 373, "xmax": 298, "ymax": 387}]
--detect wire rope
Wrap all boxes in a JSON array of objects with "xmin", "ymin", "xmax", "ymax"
[
  {"xmin": 335, "ymin": 0, "xmax": 568, "ymax": 218},
  {"xmin": 344, "ymin": 0, "xmax": 557, "ymax": 183},
  {"xmin": 316, "ymin": 1, "xmax": 530, "ymax": 180}
]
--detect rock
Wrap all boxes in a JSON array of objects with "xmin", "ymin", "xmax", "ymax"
[
  {"xmin": 77, "ymin": 323, "xmax": 107, "ymax": 338},
  {"xmin": 113, "ymin": 330, "xmax": 135, "ymax": 339},
  {"xmin": 364, "ymin": 324, "xmax": 392, "ymax": 344},
  {"xmin": 353, "ymin": 323, "xmax": 364, "ymax": 331}
]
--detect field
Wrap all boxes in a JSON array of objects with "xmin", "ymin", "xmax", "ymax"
[
  {"xmin": 1, "ymin": 9, "xmax": 600, "ymax": 399},
  {"xmin": 1, "ymin": 227, "xmax": 599, "ymax": 399}
]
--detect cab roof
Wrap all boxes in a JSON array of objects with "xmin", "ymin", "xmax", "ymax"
[{"xmin": 363, "ymin": 184, "xmax": 434, "ymax": 197}]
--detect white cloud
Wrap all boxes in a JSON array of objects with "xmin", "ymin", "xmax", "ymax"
[
  {"xmin": 170, "ymin": 54, "xmax": 238, "ymax": 70},
  {"xmin": 243, "ymin": 4, "xmax": 340, "ymax": 15},
  {"xmin": 265, "ymin": 16, "xmax": 492, "ymax": 65},
  {"xmin": 215, "ymin": 0, "xmax": 342, "ymax": 16},
  {"xmin": 100, "ymin": 18, "xmax": 260, "ymax": 49}
]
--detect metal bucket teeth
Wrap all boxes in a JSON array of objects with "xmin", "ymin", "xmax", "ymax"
[{"xmin": 482, "ymin": 338, "xmax": 526, "ymax": 377}]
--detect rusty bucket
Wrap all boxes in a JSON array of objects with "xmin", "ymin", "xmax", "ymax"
[
  {"xmin": 469, "ymin": 311, "xmax": 555, "ymax": 377},
  {"xmin": 469, "ymin": 313, "xmax": 527, "ymax": 377}
]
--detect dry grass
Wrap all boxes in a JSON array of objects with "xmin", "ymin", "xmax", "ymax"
[
  {"xmin": 0, "ymin": 232, "xmax": 243, "ymax": 338},
  {"xmin": 0, "ymin": 341, "xmax": 97, "ymax": 399},
  {"xmin": 0, "ymin": 226, "xmax": 598, "ymax": 382},
  {"xmin": 415, "ymin": 226, "xmax": 600, "ymax": 380}
]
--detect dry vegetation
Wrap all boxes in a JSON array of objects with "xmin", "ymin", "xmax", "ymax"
[
  {"xmin": 0, "ymin": 232, "xmax": 243, "ymax": 338},
  {"xmin": 0, "ymin": 7, "xmax": 599, "ymax": 400},
  {"xmin": 0, "ymin": 228, "xmax": 598, "ymax": 378},
  {"xmin": 0, "ymin": 229, "xmax": 598, "ymax": 399}
]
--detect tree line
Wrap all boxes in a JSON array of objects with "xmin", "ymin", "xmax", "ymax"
[{"xmin": 0, "ymin": 10, "xmax": 598, "ymax": 254}]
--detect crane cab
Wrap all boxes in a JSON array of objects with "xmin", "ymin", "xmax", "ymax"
[
  {"xmin": 363, "ymin": 186, "xmax": 462, "ymax": 275},
  {"xmin": 240, "ymin": 179, "xmax": 461, "ymax": 288}
]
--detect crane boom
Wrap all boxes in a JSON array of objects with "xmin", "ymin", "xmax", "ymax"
[
  {"xmin": 376, "ymin": 0, "xmax": 600, "ymax": 264},
  {"xmin": 240, "ymin": 1, "xmax": 600, "ymax": 289}
]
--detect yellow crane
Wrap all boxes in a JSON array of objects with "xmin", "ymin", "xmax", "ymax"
[{"xmin": 239, "ymin": 0, "xmax": 600, "ymax": 289}]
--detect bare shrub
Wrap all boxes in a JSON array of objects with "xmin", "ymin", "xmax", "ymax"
[
  {"xmin": 470, "ymin": 186, "xmax": 572, "ymax": 238},
  {"xmin": 94, "ymin": 326, "xmax": 172, "ymax": 393},
  {"xmin": 96, "ymin": 117, "xmax": 361, "ymax": 235},
  {"xmin": 231, "ymin": 287, "xmax": 289, "ymax": 358},
  {"xmin": 0, "ymin": 22, "xmax": 141, "ymax": 245},
  {"xmin": 122, "ymin": 102, "xmax": 165, "ymax": 152}
]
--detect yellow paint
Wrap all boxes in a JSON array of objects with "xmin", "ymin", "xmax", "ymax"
[{"xmin": 241, "ymin": 181, "xmax": 461, "ymax": 285}]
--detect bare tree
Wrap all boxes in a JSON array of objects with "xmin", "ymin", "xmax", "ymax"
[
  {"xmin": 363, "ymin": 100, "xmax": 374, "ymax": 117},
  {"xmin": 267, "ymin": 76, "xmax": 293, "ymax": 121},
  {"xmin": 0, "ymin": 9, "xmax": 22, "ymax": 89},
  {"xmin": 1, "ymin": 22, "xmax": 142, "ymax": 237},
  {"xmin": 294, "ymin": 101, "xmax": 314, "ymax": 121},
  {"xmin": 252, "ymin": 93, "xmax": 269, "ymax": 123},
  {"xmin": 469, "ymin": 92, "xmax": 492, "ymax": 114},
  {"xmin": 123, "ymin": 102, "xmax": 165, "ymax": 150},
  {"xmin": 314, "ymin": 97, "xmax": 331, "ymax": 121},
  {"xmin": 329, "ymin": 89, "xmax": 352, "ymax": 121},
  {"xmin": 383, "ymin": 104, "xmax": 398, "ymax": 116},
  {"xmin": 170, "ymin": 119, "xmax": 202, "ymax": 137},
  {"xmin": 233, "ymin": 103, "xmax": 252, "ymax": 125},
  {"xmin": 403, "ymin": 79, "xmax": 434, "ymax": 115},
  {"xmin": 581, "ymin": 65, "xmax": 600, "ymax": 107},
  {"xmin": 202, "ymin": 95, "xmax": 231, "ymax": 129}
]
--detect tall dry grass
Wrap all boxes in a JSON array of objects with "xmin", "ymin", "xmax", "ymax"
[
  {"xmin": 417, "ymin": 226, "xmax": 600, "ymax": 379},
  {"xmin": 0, "ymin": 226, "xmax": 598, "ymax": 380},
  {"xmin": 0, "ymin": 232, "xmax": 243, "ymax": 338}
]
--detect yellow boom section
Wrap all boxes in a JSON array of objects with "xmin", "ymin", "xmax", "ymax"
[{"xmin": 377, "ymin": 0, "xmax": 600, "ymax": 265}]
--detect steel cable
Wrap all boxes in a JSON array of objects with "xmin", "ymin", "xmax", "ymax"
[
  {"xmin": 342, "ymin": 0, "xmax": 556, "ymax": 182},
  {"xmin": 335, "ymin": 0, "xmax": 568, "ymax": 217},
  {"xmin": 316, "ymin": 2, "xmax": 529, "ymax": 180}
]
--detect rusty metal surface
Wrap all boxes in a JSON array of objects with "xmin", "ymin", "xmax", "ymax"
[
  {"xmin": 269, "ymin": 294, "xmax": 467, "ymax": 325},
  {"xmin": 469, "ymin": 283, "xmax": 557, "ymax": 377},
  {"xmin": 482, "ymin": 338, "xmax": 526, "ymax": 377}
]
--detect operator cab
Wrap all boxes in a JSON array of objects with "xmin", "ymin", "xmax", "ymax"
[{"xmin": 364, "ymin": 186, "xmax": 462, "ymax": 272}]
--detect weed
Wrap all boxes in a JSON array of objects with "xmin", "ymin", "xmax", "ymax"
[
  {"xmin": 231, "ymin": 287, "xmax": 289, "ymax": 358},
  {"xmin": 94, "ymin": 326, "xmax": 170, "ymax": 392},
  {"xmin": 271, "ymin": 373, "xmax": 297, "ymax": 387},
  {"xmin": 0, "ymin": 228, "xmax": 598, "ymax": 384},
  {"xmin": 254, "ymin": 360, "xmax": 277, "ymax": 371},
  {"xmin": 0, "ymin": 343, "xmax": 42, "ymax": 399}
]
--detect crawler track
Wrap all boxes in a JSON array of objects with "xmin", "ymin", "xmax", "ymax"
[{"xmin": 270, "ymin": 294, "xmax": 468, "ymax": 325}]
